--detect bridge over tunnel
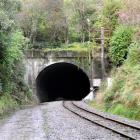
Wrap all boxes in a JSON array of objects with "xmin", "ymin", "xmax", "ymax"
[{"xmin": 36, "ymin": 62, "xmax": 90, "ymax": 102}]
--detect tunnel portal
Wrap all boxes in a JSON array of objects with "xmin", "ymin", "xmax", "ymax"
[{"xmin": 36, "ymin": 62, "xmax": 90, "ymax": 102}]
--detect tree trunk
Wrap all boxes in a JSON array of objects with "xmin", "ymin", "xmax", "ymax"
[{"xmin": 101, "ymin": 27, "xmax": 106, "ymax": 80}]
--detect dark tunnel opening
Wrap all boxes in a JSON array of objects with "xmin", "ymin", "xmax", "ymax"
[{"xmin": 36, "ymin": 62, "xmax": 90, "ymax": 102}]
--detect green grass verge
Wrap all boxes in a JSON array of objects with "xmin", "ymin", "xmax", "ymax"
[
  {"xmin": 43, "ymin": 42, "xmax": 99, "ymax": 53},
  {"xmin": 0, "ymin": 94, "xmax": 18, "ymax": 118},
  {"xmin": 89, "ymin": 46, "xmax": 140, "ymax": 121},
  {"xmin": 89, "ymin": 101, "xmax": 140, "ymax": 121}
]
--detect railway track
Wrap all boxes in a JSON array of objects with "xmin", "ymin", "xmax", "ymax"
[{"xmin": 63, "ymin": 101, "xmax": 140, "ymax": 140}]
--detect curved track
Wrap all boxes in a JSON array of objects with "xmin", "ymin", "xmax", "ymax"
[{"xmin": 63, "ymin": 101, "xmax": 140, "ymax": 140}]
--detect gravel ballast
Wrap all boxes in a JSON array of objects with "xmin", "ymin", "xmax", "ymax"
[
  {"xmin": 75, "ymin": 101, "xmax": 140, "ymax": 128},
  {"xmin": 45, "ymin": 101, "xmax": 127, "ymax": 140},
  {"xmin": 0, "ymin": 106, "xmax": 47, "ymax": 140},
  {"xmin": 0, "ymin": 101, "xmax": 132, "ymax": 140}
]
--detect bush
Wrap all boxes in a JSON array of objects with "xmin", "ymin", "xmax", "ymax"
[
  {"xmin": 0, "ymin": 94, "xmax": 18, "ymax": 117},
  {"xmin": 126, "ymin": 41, "xmax": 140, "ymax": 65},
  {"xmin": 102, "ymin": 43, "xmax": 140, "ymax": 120},
  {"xmin": 0, "ymin": 0, "xmax": 32, "ymax": 116},
  {"xmin": 108, "ymin": 104, "xmax": 140, "ymax": 119},
  {"xmin": 109, "ymin": 25, "xmax": 134, "ymax": 66},
  {"xmin": 103, "ymin": 0, "xmax": 121, "ymax": 31},
  {"xmin": 1, "ymin": 31, "xmax": 32, "ymax": 109}
]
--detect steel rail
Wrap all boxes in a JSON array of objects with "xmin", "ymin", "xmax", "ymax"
[
  {"xmin": 63, "ymin": 101, "xmax": 139, "ymax": 140},
  {"xmin": 72, "ymin": 101, "xmax": 140, "ymax": 131}
]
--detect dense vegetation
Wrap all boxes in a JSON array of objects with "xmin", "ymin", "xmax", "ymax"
[
  {"xmin": 90, "ymin": 0, "xmax": 140, "ymax": 120},
  {"xmin": 109, "ymin": 25, "xmax": 134, "ymax": 66},
  {"xmin": 0, "ymin": 0, "xmax": 32, "ymax": 116},
  {"xmin": 0, "ymin": 0, "xmax": 100, "ymax": 116},
  {"xmin": 18, "ymin": 0, "xmax": 99, "ymax": 48},
  {"xmin": 0, "ymin": 0, "xmax": 140, "ymax": 120}
]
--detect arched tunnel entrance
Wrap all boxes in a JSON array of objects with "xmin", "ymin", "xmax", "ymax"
[{"xmin": 36, "ymin": 62, "xmax": 90, "ymax": 102}]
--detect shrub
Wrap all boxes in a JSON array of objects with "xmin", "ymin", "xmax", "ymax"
[
  {"xmin": 109, "ymin": 25, "xmax": 134, "ymax": 66},
  {"xmin": 103, "ymin": 43, "xmax": 140, "ymax": 120},
  {"xmin": 0, "ymin": 0, "xmax": 32, "ymax": 116},
  {"xmin": 103, "ymin": 0, "xmax": 121, "ymax": 32},
  {"xmin": 1, "ymin": 31, "xmax": 32, "ymax": 106},
  {"xmin": 126, "ymin": 41, "xmax": 140, "ymax": 65},
  {"xmin": 0, "ymin": 94, "xmax": 18, "ymax": 116}
]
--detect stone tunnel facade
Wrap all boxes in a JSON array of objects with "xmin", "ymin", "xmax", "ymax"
[{"xmin": 24, "ymin": 50, "xmax": 110, "ymax": 101}]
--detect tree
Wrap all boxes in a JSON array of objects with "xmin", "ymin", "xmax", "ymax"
[
  {"xmin": 118, "ymin": 0, "xmax": 140, "ymax": 26},
  {"xmin": 18, "ymin": 0, "xmax": 66, "ymax": 47},
  {"xmin": 0, "ymin": 0, "xmax": 21, "ymax": 63},
  {"xmin": 64, "ymin": 0, "xmax": 97, "ymax": 43},
  {"xmin": 17, "ymin": 0, "xmax": 47, "ymax": 44},
  {"xmin": 0, "ymin": 0, "xmax": 30, "ymax": 103},
  {"xmin": 18, "ymin": 0, "xmax": 98, "ymax": 47},
  {"xmin": 102, "ymin": 0, "xmax": 121, "ymax": 34},
  {"xmin": 109, "ymin": 25, "xmax": 134, "ymax": 66}
]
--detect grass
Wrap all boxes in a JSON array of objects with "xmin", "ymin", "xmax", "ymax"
[
  {"xmin": 107, "ymin": 104, "xmax": 140, "ymax": 120},
  {"xmin": 0, "ymin": 94, "xmax": 18, "ymax": 118},
  {"xmin": 90, "ymin": 46, "xmax": 140, "ymax": 121},
  {"xmin": 43, "ymin": 42, "xmax": 99, "ymax": 53},
  {"xmin": 90, "ymin": 100, "xmax": 140, "ymax": 120},
  {"xmin": 44, "ymin": 47, "xmax": 89, "ymax": 53},
  {"xmin": 0, "ymin": 91, "xmax": 34, "ymax": 119},
  {"xmin": 89, "ymin": 101, "xmax": 105, "ymax": 111}
]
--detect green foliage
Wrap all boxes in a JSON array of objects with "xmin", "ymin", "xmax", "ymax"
[
  {"xmin": 110, "ymin": 104, "xmax": 127, "ymax": 115},
  {"xmin": 126, "ymin": 42, "xmax": 140, "ymax": 65},
  {"xmin": 0, "ymin": 0, "xmax": 32, "ymax": 116},
  {"xmin": 102, "ymin": 0, "xmax": 121, "ymax": 31},
  {"xmin": 0, "ymin": 94, "xmax": 18, "ymax": 117},
  {"xmin": 19, "ymin": 0, "xmax": 98, "ymax": 47},
  {"xmin": 43, "ymin": 42, "xmax": 97, "ymax": 53},
  {"xmin": 103, "ymin": 42, "xmax": 140, "ymax": 120},
  {"xmin": 108, "ymin": 104, "xmax": 140, "ymax": 120},
  {"xmin": 94, "ymin": 0, "xmax": 122, "ymax": 47},
  {"xmin": 1, "ymin": 30, "xmax": 31, "ymax": 103},
  {"xmin": 109, "ymin": 25, "xmax": 134, "ymax": 66},
  {"xmin": 0, "ymin": 0, "xmax": 21, "ymax": 31},
  {"xmin": 4, "ymin": 31, "xmax": 25, "ymax": 62}
]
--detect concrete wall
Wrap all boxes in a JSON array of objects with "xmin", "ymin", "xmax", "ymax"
[{"xmin": 24, "ymin": 50, "xmax": 110, "ymax": 90}]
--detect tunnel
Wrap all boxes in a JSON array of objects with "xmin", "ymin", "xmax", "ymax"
[{"xmin": 36, "ymin": 62, "xmax": 90, "ymax": 102}]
